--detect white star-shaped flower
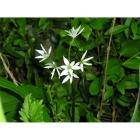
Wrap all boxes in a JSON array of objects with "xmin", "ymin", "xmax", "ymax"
[
  {"xmin": 60, "ymin": 56, "xmax": 81, "ymax": 76},
  {"xmin": 35, "ymin": 44, "xmax": 52, "ymax": 62},
  {"xmin": 77, "ymin": 51, "xmax": 94, "ymax": 72},
  {"xmin": 65, "ymin": 25, "xmax": 84, "ymax": 39},
  {"xmin": 44, "ymin": 61, "xmax": 62, "ymax": 79}
]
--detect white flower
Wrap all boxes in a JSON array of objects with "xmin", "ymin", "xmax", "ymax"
[
  {"xmin": 60, "ymin": 56, "xmax": 81, "ymax": 76},
  {"xmin": 65, "ymin": 25, "xmax": 84, "ymax": 39},
  {"xmin": 61, "ymin": 71, "xmax": 79, "ymax": 84},
  {"xmin": 77, "ymin": 51, "xmax": 94, "ymax": 72},
  {"xmin": 44, "ymin": 61, "xmax": 62, "ymax": 79},
  {"xmin": 35, "ymin": 44, "xmax": 52, "ymax": 62}
]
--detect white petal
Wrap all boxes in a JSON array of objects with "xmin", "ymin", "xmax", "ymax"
[
  {"xmin": 35, "ymin": 49, "xmax": 44, "ymax": 55},
  {"xmin": 40, "ymin": 44, "xmax": 46, "ymax": 53},
  {"xmin": 44, "ymin": 66, "xmax": 53, "ymax": 69},
  {"xmin": 60, "ymin": 65, "xmax": 67, "ymax": 69},
  {"xmin": 73, "ymin": 73, "xmax": 79, "ymax": 78},
  {"xmin": 35, "ymin": 56, "xmax": 44, "ymax": 59},
  {"xmin": 62, "ymin": 76, "xmax": 70, "ymax": 84},
  {"xmin": 51, "ymin": 69, "xmax": 55, "ymax": 79},
  {"xmin": 60, "ymin": 69, "xmax": 68, "ymax": 76},
  {"xmin": 39, "ymin": 58, "xmax": 46, "ymax": 62},
  {"xmin": 83, "ymin": 62, "xmax": 92, "ymax": 66},
  {"xmin": 83, "ymin": 57, "xmax": 94, "ymax": 62},
  {"xmin": 48, "ymin": 46, "xmax": 52, "ymax": 54},
  {"xmin": 81, "ymin": 51, "xmax": 87, "ymax": 60},
  {"xmin": 70, "ymin": 61, "xmax": 75, "ymax": 67},
  {"xmin": 72, "ymin": 65, "xmax": 81, "ymax": 70},
  {"xmin": 70, "ymin": 75, "xmax": 73, "ymax": 84},
  {"xmin": 56, "ymin": 69, "xmax": 61, "ymax": 78},
  {"xmin": 78, "ymin": 27, "xmax": 85, "ymax": 35},
  {"xmin": 63, "ymin": 56, "xmax": 69, "ymax": 65}
]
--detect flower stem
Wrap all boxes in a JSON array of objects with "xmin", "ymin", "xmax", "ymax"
[{"xmin": 68, "ymin": 38, "xmax": 74, "ymax": 61}]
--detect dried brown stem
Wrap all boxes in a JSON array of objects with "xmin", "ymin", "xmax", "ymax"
[
  {"xmin": 0, "ymin": 53, "xmax": 19, "ymax": 85},
  {"xmin": 98, "ymin": 18, "xmax": 116, "ymax": 120}
]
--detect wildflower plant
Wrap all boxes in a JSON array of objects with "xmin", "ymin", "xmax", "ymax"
[{"xmin": 35, "ymin": 25, "xmax": 94, "ymax": 84}]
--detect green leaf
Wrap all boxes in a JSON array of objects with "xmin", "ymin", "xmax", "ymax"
[
  {"xmin": 122, "ymin": 58, "xmax": 140, "ymax": 70},
  {"xmin": 0, "ymin": 97, "xmax": 6, "ymax": 122},
  {"xmin": 19, "ymin": 94, "xmax": 44, "ymax": 122},
  {"xmin": 117, "ymin": 82, "xmax": 125, "ymax": 94},
  {"xmin": 81, "ymin": 24, "xmax": 92, "ymax": 41},
  {"xmin": 89, "ymin": 78, "xmax": 100, "ymax": 95},
  {"xmin": 86, "ymin": 111, "xmax": 100, "ymax": 122},
  {"xmin": 0, "ymin": 90, "xmax": 21, "ymax": 113},
  {"xmin": 104, "ymin": 85, "xmax": 114, "ymax": 101},
  {"xmin": 105, "ymin": 25, "xmax": 128, "ymax": 35},
  {"xmin": 90, "ymin": 19, "xmax": 102, "ymax": 30},
  {"xmin": 119, "ymin": 40, "xmax": 140, "ymax": 57},
  {"xmin": 0, "ymin": 78, "xmax": 28, "ymax": 98},
  {"xmin": 38, "ymin": 18, "xmax": 47, "ymax": 27},
  {"xmin": 131, "ymin": 65, "xmax": 140, "ymax": 122},
  {"xmin": 28, "ymin": 27, "xmax": 38, "ymax": 40},
  {"xmin": 117, "ymin": 95, "xmax": 130, "ymax": 107},
  {"xmin": 131, "ymin": 21, "xmax": 137, "ymax": 36},
  {"xmin": 3, "ymin": 44, "xmax": 25, "ymax": 59},
  {"xmin": 16, "ymin": 18, "xmax": 26, "ymax": 27},
  {"xmin": 124, "ymin": 18, "xmax": 133, "ymax": 39},
  {"xmin": 124, "ymin": 81, "xmax": 138, "ymax": 89},
  {"xmin": 104, "ymin": 58, "xmax": 122, "ymax": 75}
]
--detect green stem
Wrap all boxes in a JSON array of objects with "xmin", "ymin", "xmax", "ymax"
[
  {"xmin": 123, "ymin": 51, "xmax": 140, "ymax": 63},
  {"xmin": 71, "ymin": 81, "xmax": 75, "ymax": 122},
  {"xmin": 68, "ymin": 38, "xmax": 74, "ymax": 61}
]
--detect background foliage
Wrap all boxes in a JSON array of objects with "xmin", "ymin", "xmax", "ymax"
[{"xmin": 0, "ymin": 18, "xmax": 140, "ymax": 122}]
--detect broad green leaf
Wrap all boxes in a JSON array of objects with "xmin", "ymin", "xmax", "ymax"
[
  {"xmin": 86, "ymin": 111, "xmax": 100, "ymax": 122},
  {"xmin": 19, "ymin": 27, "xmax": 26, "ymax": 37},
  {"xmin": 117, "ymin": 95, "xmax": 130, "ymax": 107},
  {"xmin": 105, "ymin": 25, "xmax": 128, "ymax": 35},
  {"xmin": 122, "ymin": 58, "xmax": 140, "ymax": 70},
  {"xmin": 117, "ymin": 82, "xmax": 125, "ymax": 94},
  {"xmin": 89, "ymin": 78, "xmax": 100, "ymax": 95},
  {"xmin": 124, "ymin": 81, "xmax": 138, "ymax": 89},
  {"xmin": 38, "ymin": 18, "xmax": 47, "ymax": 27},
  {"xmin": 81, "ymin": 24, "xmax": 92, "ymax": 41},
  {"xmin": 4, "ymin": 44, "xmax": 25, "ymax": 59},
  {"xmin": 124, "ymin": 18, "xmax": 133, "ymax": 39},
  {"xmin": 20, "ymin": 85, "xmax": 45, "ymax": 99},
  {"xmin": 16, "ymin": 18, "xmax": 26, "ymax": 27},
  {"xmin": 90, "ymin": 19, "xmax": 102, "ymax": 30},
  {"xmin": 86, "ymin": 73, "xmax": 96, "ymax": 81},
  {"xmin": 28, "ymin": 27, "xmax": 38, "ymax": 40},
  {"xmin": 79, "ymin": 18, "xmax": 90, "ymax": 23},
  {"xmin": 123, "ymin": 74, "xmax": 137, "ymax": 82},
  {"xmin": 131, "ymin": 65, "xmax": 140, "ymax": 122},
  {"xmin": 131, "ymin": 21, "xmax": 137, "ymax": 36},
  {"xmin": 0, "ymin": 77, "xmax": 28, "ymax": 98},
  {"xmin": 0, "ymin": 90, "xmax": 21, "ymax": 113},
  {"xmin": 0, "ymin": 97, "xmax": 6, "ymax": 122},
  {"xmin": 119, "ymin": 40, "xmax": 140, "ymax": 57},
  {"xmin": 104, "ymin": 58, "xmax": 122, "ymax": 75},
  {"xmin": 104, "ymin": 85, "xmax": 114, "ymax": 101}
]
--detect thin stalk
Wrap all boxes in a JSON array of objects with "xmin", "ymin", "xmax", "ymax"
[
  {"xmin": 71, "ymin": 81, "xmax": 75, "ymax": 122},
  {"xmin": 68, "ymin": 38, "xmax": 74, "ymax": 61},
  {"xmin": 98, "ymin": 18, "xmax": 116, "ymax": 120}
]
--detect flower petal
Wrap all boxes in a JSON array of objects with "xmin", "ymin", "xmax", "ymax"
[
  {"xmin": 48, "ymin": 46, "xmax": 52, "ymax": 54},
  {"xmin": 35, "ymin": 49, "xmax": 44, "ymax": 55},
  {"xmin": 81, "ymin": 51, "xmax": 87, "ymax": 60},
  {"xmin": 40, "ymin": 44, "xmax": 46, "ymax": 53},
  {"xmin": 62, "ymin": 76, "xmax": 70, "ymax": 84},
  {"xmin": 83, "ymin": 57, "xmax": 94, "ymax": 62},
  {"xmin": 63, "ymin": 56, "xmax": 69, "ymax": 65}
]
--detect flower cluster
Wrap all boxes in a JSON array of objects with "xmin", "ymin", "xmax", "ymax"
[{"xmin": 35, "ymin": 25, "xmax": 94, "ymax": 84}]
